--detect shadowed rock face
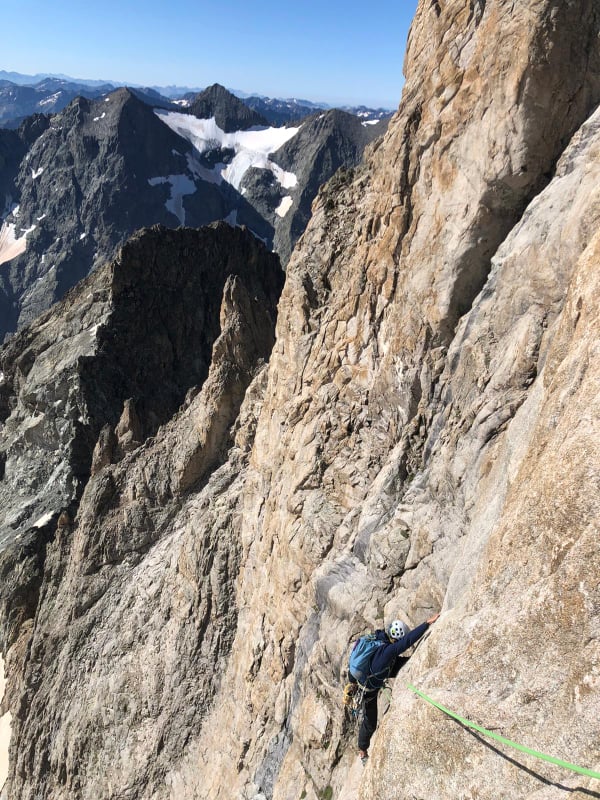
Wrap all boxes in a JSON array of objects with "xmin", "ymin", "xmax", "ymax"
[
  {"xmin": 1, "ymin": 1, "xmax": 600, "ymax": 800},
  {"xmin": 267, "ymin": 109, "xmax": 386, "ymax": 266},
  {"xmin": 0, "ymin": 222, "xmax": 282, "ymax": 653}
]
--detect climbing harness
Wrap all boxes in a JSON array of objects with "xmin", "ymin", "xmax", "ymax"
[
  {"xmin": 407, "ymin": 683, "xmax": 600, "ymax": 781},
  {"xmin": 343, "ymin": 683, "xmax": 366, "ymax": 731},
  {"xmin": 344, "ymin": 681, "xmax": 394, "ymax": 734}
]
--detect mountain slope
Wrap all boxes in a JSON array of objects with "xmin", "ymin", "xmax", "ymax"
[
  {"xmin": 267, "ymin": 108, "xmax": 387, "ymax": 264},
  {"xmin": 0, "ymin": 89, "xmax": 239, "ymax": 338},
  {"xmin": 159, "ymin": 94, "xmax": 388, "ymax": 265},
  {"xmin": 0, "ymin": 86, "xmax": 384, "ymax": 341},
  {"xmin": 0, "ymin": 223, "xmax": 283, "ymax": 799}
]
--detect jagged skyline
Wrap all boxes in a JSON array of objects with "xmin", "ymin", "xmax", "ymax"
[{"xmin": 1, "ymin": 0, "xmax": 418, "ymax": 108}]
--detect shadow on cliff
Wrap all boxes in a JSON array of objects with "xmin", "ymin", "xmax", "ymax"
[{"xmin": 458, "ymin": 724, "xmax": 600, "ymax": 798}]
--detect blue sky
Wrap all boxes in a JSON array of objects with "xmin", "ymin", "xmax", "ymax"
[{"xmin": 2, "ymin": 0, "xmax": 419, "ymax": 108}]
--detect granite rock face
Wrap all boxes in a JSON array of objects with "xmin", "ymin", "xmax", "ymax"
[{"xmin": 1, "ymin": 1, "xmax": 600, "ymax": 800}]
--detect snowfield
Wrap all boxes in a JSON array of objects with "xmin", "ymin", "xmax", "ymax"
[
  {"xmin": 275, "ymin": 196, "xmax": 293, "ymax": 218},
  {"xmin": 38, "ymin": 92, "xmax": 61, "ymax": 108},
  {"xmin": 0, "ymin": 204, "xmax": 37, "ymax": 266},
  {"xmin": 33, "ymin": 512, "xmax": 55, "ymax": 529},
  {"xmin": 148, "ymin": 174, "xmax": 196, "ymax": 226},
  {"xmin": 154, "ymin": 110, "xmax": 300, "ymax": 191},
  {"xmin": 0, "ymin": 222, "xmax": 28, "ymax": 266}
]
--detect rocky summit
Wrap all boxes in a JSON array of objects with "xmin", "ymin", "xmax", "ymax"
[
  {"xmin": 188, "ymin": 83, "xmax": 270, "ymax": 132},
  {"xmin": 1, "ymin": 1, "xmax": 600, "ymax": 799}
]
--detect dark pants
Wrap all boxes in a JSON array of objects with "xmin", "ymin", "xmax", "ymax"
[
  {"xmin": 358, "ymin": 690, "xmax": 378, "ymax": 751},
  {"xmin": 357, "ymin": 657, "xmax": 409, "ymax": 752}
]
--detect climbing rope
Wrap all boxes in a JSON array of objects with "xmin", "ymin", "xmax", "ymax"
[{"xmin": 407, "ymin": 683, "xmax": 600, "ymax": 781}]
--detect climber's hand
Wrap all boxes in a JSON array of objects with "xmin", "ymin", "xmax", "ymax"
[{"xmin": 427, "ymin": 612, "xmax": 440, "ymax": 624}]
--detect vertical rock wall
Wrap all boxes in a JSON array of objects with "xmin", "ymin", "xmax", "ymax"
[
  {"xmin": 188, "ymin": 1, "xmax": 600, "ymax": 798},
  {"xmin": 0, "ymin": 1, "xmax": 599, "ymax": 799},
  {"xmin": 360, "ymin": 103, "xmax": 600, "ymax": 800},
  {"xmin": 0, "ymin": 654, "xmax": 10, "ymax": 798}
]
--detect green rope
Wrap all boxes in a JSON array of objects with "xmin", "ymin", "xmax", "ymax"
[{"xmin": 407, "ymin": 683, "xmax": 600, "ymax": 781}]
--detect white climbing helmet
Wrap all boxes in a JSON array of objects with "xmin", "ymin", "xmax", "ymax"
[{"xmin": 388, "ymin": 620, "xmax": 409, "ymax": 640}]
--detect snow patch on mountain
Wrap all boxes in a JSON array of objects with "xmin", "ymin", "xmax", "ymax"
[
  {"xmin": 38, "ymin": 91, "xmax": 61, "ymax": 107},
  {"xmin": 155, "ymin": 110, "xmax": 299, "ymax": 191},
  {"xmin": 33, "ymin": 511, "xmax": 54, "ymax": 529},
  {"xmin": 148, "ymin": 174, "xmax": 196, "ymax": 225},
  {"xmin": 275, "ymin": 196, "xmax": 293, "ymax": 217},
  {"xmin": 0, "ymin": 222, "xmax": 28, "ymax": 266}
]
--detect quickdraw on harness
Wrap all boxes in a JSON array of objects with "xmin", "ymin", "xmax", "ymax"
[{"xmin": 343, "ymin": 682, "xmax": 366, "ymax": 724}]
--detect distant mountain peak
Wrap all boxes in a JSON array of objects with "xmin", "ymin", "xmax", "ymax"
[{"xmin": 189, "ymin": 83, "xmax": 270, "ymax": 132}]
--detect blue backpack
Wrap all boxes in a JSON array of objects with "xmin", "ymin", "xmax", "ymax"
[{"xmin": 348, "ymin": 634, "xmax": 385, "ymax": 685}]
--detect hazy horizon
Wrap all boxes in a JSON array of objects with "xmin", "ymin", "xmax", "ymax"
[{"xmin": 1, "ymin": 0, "xmax": 418, "ymax": 108}]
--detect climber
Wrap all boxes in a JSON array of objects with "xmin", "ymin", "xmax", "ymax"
[{"xmin": 346, "ymin": 612, "xmax": 440, "ymax": 764}]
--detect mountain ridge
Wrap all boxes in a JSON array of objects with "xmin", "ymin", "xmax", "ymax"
[
  {"xmin": 0, "ymin": 85, "xmax": 386, "ymax": 341},
  {"xmin": 0, "ymin": 71, "xmax": 393, "ymax": 128}
]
